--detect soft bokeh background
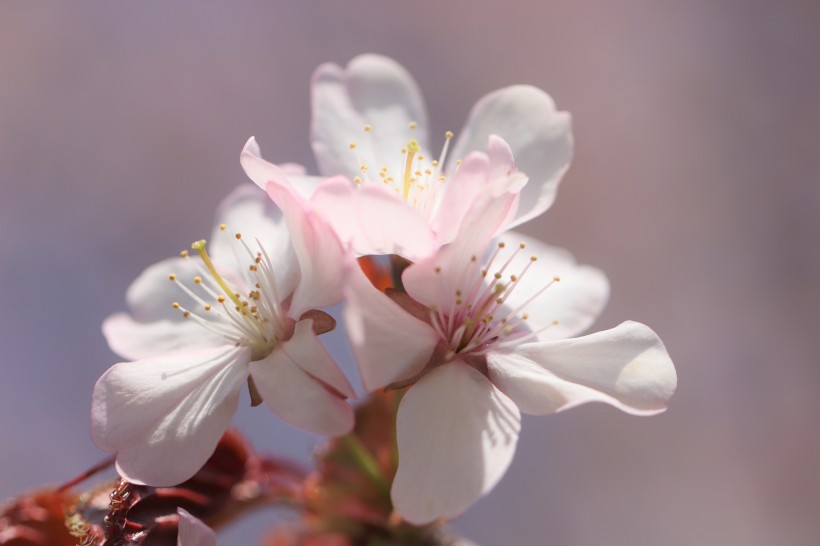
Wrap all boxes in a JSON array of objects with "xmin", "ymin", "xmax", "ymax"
[{"xmin": 1, "ymin": 1, "xmax": 818, "ymax": 544}]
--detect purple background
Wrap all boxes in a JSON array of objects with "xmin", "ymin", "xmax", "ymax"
[{"xmin": 1, "ymin": 1, "xmax": 818, "ymax": 544}]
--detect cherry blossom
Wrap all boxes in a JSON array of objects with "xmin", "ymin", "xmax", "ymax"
[
  {"xmin": 177, "ymin": 509, "xmax": 216, "ymax": 546},
  {"xmin": 240, "ymin": 53, "xmax": 571, "ymax": 260},
  {"xmin": 92, "ymin": 185, "xmax": 355, "ymax": 487},
  {"xmin": 344, "ymin": 207, "xmax": 677, "ymax": 524}
]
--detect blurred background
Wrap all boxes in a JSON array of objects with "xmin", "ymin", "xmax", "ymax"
[{"xmin": 1, "ymin": 1, "xmax": 818, "ymax": 544}]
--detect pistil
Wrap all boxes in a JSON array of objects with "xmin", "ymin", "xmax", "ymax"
[
  {"xmin": 403, "ymin": 139, "xmax": 420, "ymax": 200},
  {"xmin": 191, "ymin": 239, "xmax": 245, "ymax": 313}
]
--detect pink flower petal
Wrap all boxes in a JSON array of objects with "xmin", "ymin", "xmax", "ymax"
[
  {"xmin": 487, "ymin": 321, "xmax": 677, "ymax": 416},
  {"xmin": 310, "ymin": 178, "xmax": 437, "ymax": 260},
  {"xmin": 311, "ymin": 54, "xmax": 428, "ymax": 179},
  {"xmin": 177, "ymin": 508, "xmax": 217, "ymax": 546},
  {"xmin": 91, "ymin": 345, "xmax": 250, "ymax": 486},
  {"xmin": 286, "ymin": 318, "xmax": 355, "ymax": 399},
  {"xmin": 401, "ymin": 191, "xmax": 519, "ymax": 310},
  {"xmin": 344, "ymin": 265, "xmax": 439, "ymax": 391},
  {"xmin": 431, "ymin": 143, "xmax": 526, "ymax": 246},
  {"xmin": 264, "ymin": 181, "xmax": 349, "ymax": 317},
  {"xmin": 239, "ymin": 137, "xmax": 291, "ymax": 191},
  {"xmin": 449, "ymin": 85, "xmax": 572, "ymax": 227},
  {"xmin": 392, "ymin": 361, "xmax": 521, "ymax": 524},
  {"xmin": 240, "ymin": 137, "xmax": 325, "ymax": 199},
  {"xmin": 249, "ymin": 342, "xmax": 353, "ymax": 437}
]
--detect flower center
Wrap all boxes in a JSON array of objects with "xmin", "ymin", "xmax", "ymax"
[
  {"xmin": 428, "ymin": 241, "xmax": 562, "ymax": 359},
  {"xmin": 168, "ymin": 227, "xmax": 290, "ymax": 361},
  {"xmin": 347, "ymin": 123, "xmax": 461, "ymax": 215}
]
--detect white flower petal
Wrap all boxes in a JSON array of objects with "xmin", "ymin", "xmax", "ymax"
[
  {"xmin": 392, "ymin": 361, "xmax": 521, "ymax": 525},
  {"xmin": 449, "ymin": 85, "xmax": 572, "ymax": 226},
  {"xmin": 311, "ymin": 54, "xmax": 429, "ymax": 179},
  {"xmin": 177, "ymin": 509, "xmax": 217, "ymax": 546},
  {"xmin": 210, "ymin": 184, "xmax": 300, "ymax": 302},
  {"xmin": 310, "ymin": 177, "xmax": 437, "ymax": 260},
  {"xmin": 125, "ymin": 256, "xmax": 203, "ymax": 323},
  {"xmin": 492, "ymin": 231, "xmax": 609, "ymax": 340},
  {"xmin": 250, "ymin": 342, "xmax": 354, "ymax": 437},
  {"xmin": 487, "ymin": 321, "xmax": 677, "ymax": 415},
  {"xmin": 91, "ymin": 345, "xmax": 249, "ymax": 486},
  {"xmin": 344, "ymin": 265, "xmax": 439, "ymax": 391},
  {"xmin": 103, "ymin": 313, "xmax": 226, "ymax": 361}
]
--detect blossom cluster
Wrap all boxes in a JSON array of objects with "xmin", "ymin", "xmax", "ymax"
[{"xmin": 91, "ymin": 54, "xmax": 677, "ymax": 535}]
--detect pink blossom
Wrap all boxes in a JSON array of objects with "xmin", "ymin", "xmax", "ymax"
[
  {"xmin": 344, "ymin": 214, "xmax": 677, "ymax": 524},
  {"xmin": 92, "ymin": 185, "xmax": 355, "ymax": 486},
  {"xmin": 240, "ymin": 54, "xmax": 572, "ymax": 260},
  {"xmin": 177, "ymin": 509, "xmax": 216, "ymax": 546}
]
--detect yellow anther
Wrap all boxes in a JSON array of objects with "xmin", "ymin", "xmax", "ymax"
[
  {"xmin": 552, "ymin": 319, "xmax": 560, "ymax": 325},
  {"xmin": 408, "ymin": 121, "xmax": 418, "ymax": 129},
  {"xmin": 437, "ymin": 176, "xmax": 446, "ymax": 181},
  {"xmin": 553, "ymin": 275, "xmax": 561, "ymax": 282},
  {"xmin": 531, "ymin": 256, "xmax": 538, "ymax": 262},
  {"xmin": 217, "ymin": 295, "xmax": 226, "ymax": 303},
  {"xmin": 183, "ymin": 311, "xmax": 191, "ymax": 318},
  {"xmin": 193, "ymin": 276, "xmax": 202, "ymax": 284},
  {"xmin": 431, "ymin": 160, "xmax": 439, "ymax": 167},
  {"xmin": 169, "ymin": 273, "xmax": 177, "ymax": 281},
  {"xmin": 179, "ymin": 250, "xmax": 189, "ymax": 258},
  {"xmin": 456, "ymin": 159, "xmax": 463, "ymax": 166},
  {"xmin": 204, "ymin": 304, "xmax": 211, "ymax": 311},
  {"xmin": 172, "ymin": 302, "xmax": 181, "ymax": 309},
  {"xmin": 363, "ymin": 124, "xmax": 372, "ymax": 132},
  {"xmin": 349, "ymin": 142, "xmax": 357, "ymax": 149},
  {"xmin": 219, "ymin": 223, "xmax": 227, "ymax": 231},
  {"xmin": 522, "ymin": 313, "xmax": 529, "ymax": 320},
  {"xmin": 519, "ymin": 243, "xmax": 526, "ymax": 249},
  {"xmin": 445, "ymin": 131, "xmax": 454, "ymax": 140},
  {"xmin": 360, "ymin": 164, "xmax": 369, "ymax": 172},
  {"xmin": 354, "ymin": 176, "xmax": 362, "ymax": 185}
]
